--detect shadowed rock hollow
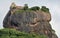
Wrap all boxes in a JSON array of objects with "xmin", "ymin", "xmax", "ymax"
[{"xmin": 3, "ymin": 3, "xmax": 58, "ymax": 38}]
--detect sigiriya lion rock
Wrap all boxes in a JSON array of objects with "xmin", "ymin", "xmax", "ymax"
[{"xmin": 3, "ymin": 2, "xmax": 58, "ymax": 38}]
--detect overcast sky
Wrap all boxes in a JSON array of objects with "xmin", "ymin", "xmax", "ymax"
[{"xmin": 0, "ymin": 0, "xmax": 60, "ymax": 38}]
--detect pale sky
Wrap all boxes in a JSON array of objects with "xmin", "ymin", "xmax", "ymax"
[{"xmin": 0, "ymin": 0, "xmax": 60, "ymax": 38}]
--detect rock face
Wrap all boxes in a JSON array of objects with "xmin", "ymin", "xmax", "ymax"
[{"xmin": 3, "ymin": 3, "xmax": 58, "ymax": 38}]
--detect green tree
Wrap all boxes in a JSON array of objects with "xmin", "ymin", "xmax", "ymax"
[
  {"xmin": 41, "ymin": 6, "xmax": 49, "ymax": 12},
  {"xmin": 23, "ymin": 4, "xmax": 28, "ymax": 10},
  {"xmin": 30, "ymin": 6, "xmax": 40, "ymax": 11}
]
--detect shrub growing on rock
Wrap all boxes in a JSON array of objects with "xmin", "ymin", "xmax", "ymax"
[
  {"xmin": 23, "ymin": 4, "xmax": 28, "ymax": 10},
  {"xmin": 41, "ymin": 6, "xmax": 49, "ymax": 12},
  {"xmin": 30, "ymin": 6, "xmax": 40, "ymax": 11}
]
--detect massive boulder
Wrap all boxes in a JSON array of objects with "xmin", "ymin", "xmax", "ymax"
[{"xmin": 3, "ymin": 3, "xmax": 58, "ymax": 38}]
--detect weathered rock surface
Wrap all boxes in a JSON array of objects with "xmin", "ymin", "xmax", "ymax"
[{"xmin": 3, "ymin": 3, "xmax": 58, "ymax": 38}]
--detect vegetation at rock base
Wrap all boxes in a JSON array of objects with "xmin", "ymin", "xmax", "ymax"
[{"xmin": 0, "ymin": 28, "xmax": 48, "ymax": 38}]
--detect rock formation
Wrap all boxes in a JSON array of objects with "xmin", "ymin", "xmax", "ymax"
[{"xmin": 3, "ymin": 3, "xmax": 58, "ymax": 38}]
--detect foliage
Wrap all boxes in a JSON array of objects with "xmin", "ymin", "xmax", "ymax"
[
  {"xmin": 15, "ymin": 9, "xmax": 25, "ymax": 13},
  {"xmin": 23, "ymin": 4, "xmax": 28, "ymax": 10},
  {"xmin": 0, "ymin": 28, "xmax": 48, "ymax": 38},
  {"xmin": 15, "ymin": 4, "xmax": 50, "ymax": 13},
  {"xmin": 15, "ymin": 9, "xmax": 33, "ymax": 14},
  {"xmin": 11, "ymin": 4, "xmax": 50, "ymax": 13},
  {"xmin": 41, "ymin": 6, "xmax": 49, "ymax": 12},
  {"xmin": 30, "ymin": 6, "xmax": 40, "ymax": 11},
  {"xmin": 23, "ymin": 4, "xmax": 40, "ymax": 11}
]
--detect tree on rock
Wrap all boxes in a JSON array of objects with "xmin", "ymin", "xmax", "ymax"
[
  {"xmin": 41, "ymin": 6, "xmax": 49, "ymax": 12},
  {"xmin": 23, "ymin": 4, "xmax": 28, "ymax": 10},
  {"xmin": 30, "ymin": 6, "xmax": 40, "ymax": 11}
]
